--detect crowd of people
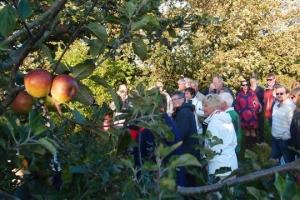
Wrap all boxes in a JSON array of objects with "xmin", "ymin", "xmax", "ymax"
[{"xmin": 105, "ymin": 74, "xmax": 300, "ymax": 187}]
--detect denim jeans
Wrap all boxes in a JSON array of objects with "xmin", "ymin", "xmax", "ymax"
[{"xmin": 271, "ymin": 137, "xmax": 294, "ymax": 163}]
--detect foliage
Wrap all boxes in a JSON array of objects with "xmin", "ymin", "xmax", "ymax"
[{"xmin": 0, "ymin": 0, "xmax": 300, "ymax": 199}]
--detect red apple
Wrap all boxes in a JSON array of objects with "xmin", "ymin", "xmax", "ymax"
[
  {"xmin": 50, "ymin": 74, "xmax": 78, "ymax": 103},
  {"xmin": 24, "ymin": 69, "xmax": 52, "ymax": 98},
  {"xmin": 10, "ymin": 91, "xmax": 33, "ymax": 114}
]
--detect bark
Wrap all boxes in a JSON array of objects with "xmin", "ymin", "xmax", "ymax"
[{"xmin": 178, "ymin": 158, "xmax": 300, "ymax": 195}]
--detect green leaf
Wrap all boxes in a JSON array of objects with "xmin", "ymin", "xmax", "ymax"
[
  {"xmin": 86, "ymin": 22, "xmax": 108, "ymax": 42},
  {"xmin": 38, "ymin": 138, "xmax": 57, "ymax": 155},
  {"xmin": 73, "ymin": 82, "xmax": 95, "ymax": 105},
  {"xmin": 72, "ymin": 60, "xmax": 95, "ymax": 80},
  {"xmin": 131, "ymin": 15, "xmax": 160, "ymax": 31},
  {"xmin": 29, "ymin": 109, "xmax": 47, "ymax": 136},
  {"xmin": 41, "ymin": 45, "xmax": 53, "ymax": 62},
  {"xmin": 89, "ymin": 38, "xmax": 106, "ymax": 57},
  {"xmin": 143, "ymin": 162, "xmax": 158, "ymax": 171},
  {"xmin": 0, "ymin": 5, "xmax": 17, "ymax": 37},
  {"xmin": 120, "ymin": 158, "xmax": 134, "ymax": 169},
  {"xmin": 17, "ymin": 0, "xmax": 32, "ymax": 20},
  {"xmin": 0, "ymin": 138, "xmax": 6, "ymax": 148},
  {"xmin": 117, "ymin": 131, "xmax": 132, "ymax": 155},
  {"xmin": 160, "ymin": 177, "xmax": 176, "ymax": 190},
  {"xmin": 246, "ymin": 187, "xmax": 268, "ymax": 200},
  {"xmin": 157, "ymin": 142, "xmax": 182, "ymax": 160},
  {"xmin": 72, "ymin": 109, "xmax": 87, "ymax": 124},
  {"xmin": 170, "ymin": 154, "xmax": 201, "ymax": 168},
  {"xmin": 132, "ymin": 37, "xmax": 148, "ymax": 61},
  {"xmin": 274, "ymin": 173, "xmax": 285, "ymax": 199},
  {"xmin": 124, "ymin": 0, "xmax": 137, "ymax": 18}
]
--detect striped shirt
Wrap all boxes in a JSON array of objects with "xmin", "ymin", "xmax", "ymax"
[{"xmin": 272, "ymin": 99, "xmax": 296, "ymax": 140}]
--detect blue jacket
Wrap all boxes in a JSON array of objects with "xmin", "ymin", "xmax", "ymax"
[{"xmin": 172, "ymin": 103, "xmax": 200, "ymax": 160}]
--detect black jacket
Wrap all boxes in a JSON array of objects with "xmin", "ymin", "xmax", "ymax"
[
  {"xmin": 172, "ymin": 103, "xmax": 200, "ymax": 160},
  {"xmin": 291, "ymin": 110, "xmax": 300, "ymax": 150}
]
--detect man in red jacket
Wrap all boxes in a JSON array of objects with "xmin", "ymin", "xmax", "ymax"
[{"xmin": 263, "ymin": 73, "xmax": 279, "ymax": 124}]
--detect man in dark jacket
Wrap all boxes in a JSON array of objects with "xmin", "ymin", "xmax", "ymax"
[{"xmin": 171, "ymin": 91, "xmax": 201, "ymax": 186}]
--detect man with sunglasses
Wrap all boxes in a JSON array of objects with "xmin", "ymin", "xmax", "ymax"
[
  {"xmin": 271, "ymin": 86, "xmax": 296, "ymax": 163},
  {"xmin": 263, "ymin": 73, "xmax": 280, "ymax": 125}
]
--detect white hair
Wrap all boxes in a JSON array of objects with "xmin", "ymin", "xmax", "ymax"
[
  {"xmin": 219, "ymin": 92, "xmax": 233, "ymax": 107},
  {"xmin": 202, "ymin": 94, "xmax": 222, "ymax": 110}
]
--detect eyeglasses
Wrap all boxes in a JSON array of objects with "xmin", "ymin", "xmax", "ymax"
[
  {"xmin": 267, "ymin": 78, "xmax": 274, "ymax": 81},
  {"xmin": 276, "ymin": 93, "xmax": 284, "ymax": 96},
  {"xmin": 241, "ymin": 84, "xmax": 248, "ymax": 86}
]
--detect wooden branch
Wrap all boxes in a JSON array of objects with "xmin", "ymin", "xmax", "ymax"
[
  {"xmin": 178, "ymin": 159, "xmax": 300, "ymax": 195},
  {"xmin": 1, "ymin": 1, "xmax": 62, "ymax": 46},
  {"xmin": 0, "ymin": 0, "xmax": 68, "ymax": 72}
]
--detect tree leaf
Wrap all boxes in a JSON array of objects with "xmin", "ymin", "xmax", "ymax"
[
  {"xmin": 72, "ymin": 109, "xmax": 87, "ymax": 125},
  {"xmin": 38, "ymin": 138, "xmax": 57, "ymax": 155},
  {"xmin": 89, "ymin": 38, "xmax": 106, "ymax": 57},
  {"xmin": 116, "ymin": 130, "xmax": 132, "ymax": 155},
  {"xmin": 124, "ymin": 0, "xmax": 137, "ymax": 18},
  {"xmin": 73, "ymin": 82, "xmax": 95, "ymax": 105},
  {"xmin": 247, "ymin": 187, "xmax": 268, "ymax": 200},
  {"xmin": 72, "ymin": 59, "xmax": 95, "ymax": 80},
  {"xmin": 86, "ymin": 22, "xmax": 108, "ymax": 42},
  {"xmin": 17, "ymin": 0, "xmax": 32, "ymax": 21},
  {"xmin": 170, "ymin": 154, "xmax": 201, "ymax": 168},
  {"xmin": 29, "ymin": 109, "xmax": 47, "ymax": 136},
  {"xmin": 156, "ymin": 142, "xmax": 182, "ymax": 160},
  {"xmin": 132, "ymin": 37, "xmax": 148, "ymax": 61},
  {"xmin": 274, "ymin": 173, "xmax": 285, "ymax": 199},
  {"xmin": 0, "ymin": 5, "xmax": 17, "ymax": 37},
  {"xmin": 131, "ymin": 15, "xmax": 160, "ymax": 31}
]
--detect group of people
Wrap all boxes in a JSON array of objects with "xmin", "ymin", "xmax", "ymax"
[{"xmin": 105, "ymin": 74, "xmax": 300, "ymax": 187}]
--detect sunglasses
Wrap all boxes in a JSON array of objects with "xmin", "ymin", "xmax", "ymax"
[
  {"xmin": 241, "ymin": 84, "xmax": 248, "ymax": 86},
  {"xmin": 276, "ymin": 93, "xmax": 284, "ymax": 96},
  {"xmin": 267, "ymin": 78, "xmax": 274, "ymax": 81}
]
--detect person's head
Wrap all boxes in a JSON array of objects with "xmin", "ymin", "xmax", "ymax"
[
  {"xmin": 219, "ymin": 92, "xmax": 234, "ymax": 110},
  {"xmin": 184, "ymin": 77, "xmax": 192, "ymax": 88},
  {"xmin": 190, "ymin": 80, "xmax": 199, "ymax": 91},
  {"xmin": 212, "ymin": 75, "xmax": 224, "ymax": 90},
  {"xmin": 266, "ymin": 73, "xmax": 276, "ymax": 88},
  {"xmin": 102, "ymin": 113, "xmax": 113, "ymax": 131},
  {"xmin": 290, "ymin": 87, "xmax": 300, "ymax": 107},
  {"xmin": 177, "ymin": 79, "xmax": 186, "ymax": 91},
  {"xmin": 117, "ymin": 84, "xmax": 128, "ymax": 101},
  {"xmin": 241, "ymin": 80, "xmax": 249, "ymax": 92},
  {"xmin": 275, "ymin": 85, "xmax": 289, "ymax": 103},
  {"xmin": 171, "ymin": 91, "xmax": 185, "ymax": 110},
  {"xmin": 184, "ymin": 87, "xmax": 196, "ymax": 101},
  {"xmin": 250, "ymin": 74, "xmax": 258, "ymax": 87},
  {"xmin": 202, "ymin": 94, "xmax": 222, "ymax": 116}
]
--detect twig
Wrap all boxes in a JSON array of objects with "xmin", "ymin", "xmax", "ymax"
[{"xmin": 178, "ymin": 159, "xmax": 300, "ymax": 195}]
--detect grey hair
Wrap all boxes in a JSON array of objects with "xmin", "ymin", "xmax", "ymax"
[
  {"xmin": 219, "ymin": 92, "xmax": 233, "ymax": 107},
  {"xmin": 202, "ymin": 94, "xmax": 222, "ymax": 110},
  {"xmin": 178, "ymin": 78, "xmax": 185, "ymax": 84}
]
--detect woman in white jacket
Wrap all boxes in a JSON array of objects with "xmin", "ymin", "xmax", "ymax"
[
  {"xmin": 202, "ymin": 94, "xmax": 238, "ymax": 182},
  {"xmin": 184, "ymin": 87, "xmax": 205, "ymax": 134}
]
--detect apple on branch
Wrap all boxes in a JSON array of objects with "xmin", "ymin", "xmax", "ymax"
[
  {"xmin": 50, "ymin": 74, "xmax": 79, "ymax": 104},
  {"xmin": 24, "ymin": 69, "xmax": 52, "ymax": 98},
  {"xmin": 10, "ymin": 91, "xmax": 34, "ymax": 114}
]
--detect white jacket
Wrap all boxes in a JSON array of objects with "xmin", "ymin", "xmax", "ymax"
[
  {"xmin": 204, "ymin": 110, "xmax": 238, "ymax": 177},
  {"xmin": 272, "ymin": 99, "xmax": 296, "ymax": 140},
  {"xmin": 191, "ymin": 97, "xmax": 204, "ymax": 134}
]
